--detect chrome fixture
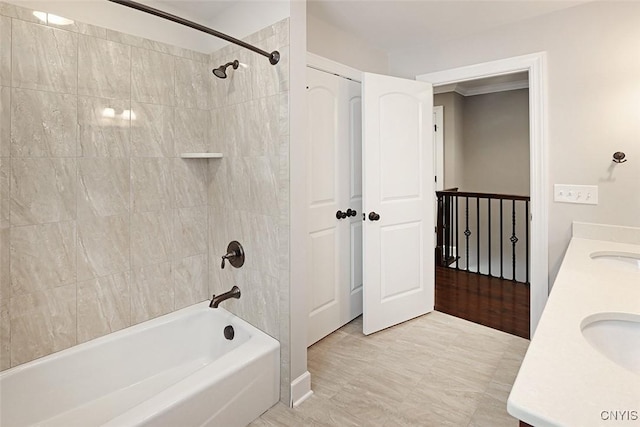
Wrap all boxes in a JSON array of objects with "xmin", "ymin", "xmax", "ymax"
[
  {"xmin": 107, "ymin": 0, "xmax": 280, "ymax": 65},
  {"xmin": 213, "ymin": 60, "xmax": 239, "ymax": 79},
  {"xmin": 612, "ymin": 151, "xmax": 627, "ymax": 163},
  {"xmin": 209, "ymin": 286, "xmax": 241, "ymax": 308},
  {"xmin": 221, "ymin": 241, "xmax": 245, "ymax": 269}
]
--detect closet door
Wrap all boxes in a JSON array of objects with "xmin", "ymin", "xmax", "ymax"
[{"xmin": 307, "ymin": 67, "xmax": 362, "ymax": 346}]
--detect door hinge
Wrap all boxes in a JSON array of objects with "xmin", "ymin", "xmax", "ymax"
[
  {"xmin": 435, "ymin": 176, "xmax": 437, "ymax": 183},
  {"xmin": 434, "ymin": 124, "xmax": 437, "ymax": 132}
]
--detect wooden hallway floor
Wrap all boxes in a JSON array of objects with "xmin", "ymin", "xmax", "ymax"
[
  {"xmin": 435, "ymin": 266, "xmax": 530, "ymax": 339},
  {"xmin": 250, "ymin": 311, "xmax": 529, "ymax": 426}
]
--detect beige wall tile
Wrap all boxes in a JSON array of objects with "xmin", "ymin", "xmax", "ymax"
[
  {"xmin": 173, "ymin": 158, "xmax": 207, "ymax": 208},
  {"xmin": 0, "ymin": 228, "xmax": 8, "ymax": 302},
  {"xmin": 77, "ymin": 96, "xmax": 130, "ymax": 157},
  {"xmin": 78, "ymin": 35, "xmax": 131, "ymax": 100},
  {"xmin": 173, "ymin": 253, "xmax": 207, "ymax": 310},
  {"xmin": 248, "ymin": 156, "xmax": 279, "ymax": 217},
  {"xmin": 131, "ymin": 47, "xmax": 175, "ymax": 105},
  {"xmin": 131, "ymin": 210, "xmax": 173, "ymax": 268},
  {"xmin": 10, "ymin": 88, "xmax": 77, "ymax": 157},
  {"xmin": 0, "ymin": 86, "xmax": 8, "ymax": 157},
  {"xmin": 0, "ymin": 157, "xmax": 8, "ymax": 229},
  {"xmin": 0, "ymin": 297, "xmax": 9, "ymax": 370},
  {"xmin": 77, "ymin": 158, "xmax": 129, "ymax": 219},
  {"xmin": 10, "ymin": 221, "xmax": 76, "ymax": 296},
  {"xmin": 174, "ymin": 107, "xmax": 208, "ymax": 155},
  {"xmin": 131, "ymin": 158, "xmax": 173, "ymax": 212},
  {"xmin": 77, "ymin": 272, "xmax": 130, "ymax": 343},
  {"xmin": 10, "ymin": 284, "xmax": 77, "ymax": 366},
  {"xmin": 174, "ymin": 206, "xmax": 207, "ymax": 260},
  {"xmin": 11, "ymin": 20, "xmax": 77, "ymax": 93},
  {"xmin": 131, "ymin": 262, "xmax": 173, "ymax": 324},
  {"xmin": 0, "ymin": 16, "xmax": 10, "ymax": 87},
  {"xmin": 77, "ymin": 214, "xmax": 130, "ymax": 281},
  {"xmin": 175, "ymin": 57, "xmax": 210, "ymax": 110},
  {"xmin": 130, "ymin": 101, "xmax": 174, "ymax": 157},
  {"xmin": 10, "ymin": 158, "xmax": 76, "ymax": 226}
]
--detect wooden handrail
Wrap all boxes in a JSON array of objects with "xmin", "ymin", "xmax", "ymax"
[{"xmin": 436, "ymin": 190, "xmax": 530, "ymax": 202}]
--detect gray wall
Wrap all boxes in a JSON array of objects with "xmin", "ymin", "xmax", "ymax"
[
  {"xmin": 461, "ymin": 89, "xmax": 530, "ymax": 196},
  {"xmin": 0, "ymin": 3, "xmax": 291, "ymax": 405}
]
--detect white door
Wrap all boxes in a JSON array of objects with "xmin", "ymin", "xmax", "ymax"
[
  {"xmin": 307, "ymin": 67, "xmax": 363, "ymax": 346},
  {"xmin": 362, "ymin": 73, "xmax": 435, "ymax": 335}
]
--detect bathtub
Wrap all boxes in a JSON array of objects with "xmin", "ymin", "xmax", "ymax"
[{"xmin": 0, "ymin": 302, "xmax": 280, "ymax": 427}]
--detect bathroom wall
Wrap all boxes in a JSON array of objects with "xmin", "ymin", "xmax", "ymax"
[
  {"xmin": 390, "ymin": 1, "xmax": 640, "ymax": 284},
  {"xmin": 307, "ymin": 14, "xmax": 389, "ymax": 74},
  {"xmin": 0, "ymin": 1, "xmax": 214, "ymax": 370},
  {"xmin": 206, "ymin": 18, "xmax": 290, "ymax": 403}
]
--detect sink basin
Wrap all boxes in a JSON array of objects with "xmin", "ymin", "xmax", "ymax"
[
  {"xmin": 581, "ymin": 313, "xmax": 640, "ymax": 375},
  {"xmin": 590, "ymin": 251, "xmax": 640, "ymax": 272}
]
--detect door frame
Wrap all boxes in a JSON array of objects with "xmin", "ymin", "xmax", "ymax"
[{"xmin": 417, "ymin": 52, "xmax": 548, "ymax": 337}]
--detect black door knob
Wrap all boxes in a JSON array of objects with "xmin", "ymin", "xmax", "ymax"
[
  {"xmin": 368, "ymin": 212, "xmax": 380, "ymax": 221},
  {"xmin": 346, "ymin": 208, "xmax": 357, "ymax": 217},
  {"xmin": 336, "ymin": 210, "xmax": 347, "ymax": 219}
]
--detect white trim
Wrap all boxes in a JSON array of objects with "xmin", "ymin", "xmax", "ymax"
[
  {"xmin": 433, "ymin": 105, "xmax": 444, "ymax": 191},
  {"xmin": 290, "ymin": 371, "xmax": 313, "ymax": 407},
  {"xmin": 418, "ymin": 52, "xmax": 549, "ymax": 337},
  {"xmin": 307, "ymin": 52, "xmax": 362, "ymax": 82},
  {"xmin": 433, "ymin": 79, "xmax": 529, "ymax": 97}
]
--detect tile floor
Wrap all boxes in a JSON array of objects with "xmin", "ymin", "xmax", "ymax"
[{"xmin": 250, "ymin": 311, "xmax": 529, "ymax": 426}]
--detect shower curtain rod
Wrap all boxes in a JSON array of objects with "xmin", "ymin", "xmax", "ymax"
[{"xmin": 107, "ymin": 0, "xmax": 280, "ymax": 65}]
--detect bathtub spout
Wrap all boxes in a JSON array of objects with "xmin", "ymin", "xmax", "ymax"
[{"xmin": 210, "ymin": 286, "xmax": 241, "ymax": 308}]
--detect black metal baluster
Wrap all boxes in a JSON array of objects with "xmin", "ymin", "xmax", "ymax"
[
  {"xmin": 525, "ymin": 200, "xmax": 530, "ymax": 284},
  {"xmin": 444, "ymin": 195, "xmax": 451, "ymax": 263},
  {"xmin": 449, "ymin": 196, "xmax": 454, "ymax": 262},
  {"xmin": 511, "ymin": 200, "xmax": 518, "ymax": 281},
  {"xmin": 500, "ymin": 199, "xmax": 503, "ymax": 279},
  {"xmin": 476, "ymin": 197, "xmax": 480, "ymax": 274},
  {"xmin": 465, "ymin": 197, "xmax": 470, "ymax": 271},
  {"xmin": 455, "ymin": 196, "xmax": 459, "ymax": 270},
  {"xmin": 488, "ymin": 199, "xmax": 492, "ymax": 277}
]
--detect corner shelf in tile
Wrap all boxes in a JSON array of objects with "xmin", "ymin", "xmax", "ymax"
[{"xmin": 180, "ymin": 153, "xmax": 223, "ymax": 159}]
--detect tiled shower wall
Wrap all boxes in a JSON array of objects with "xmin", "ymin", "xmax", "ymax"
[
  {"xmin": 0, "ymin": 2, "xmax": 292, "ymax": 373},
  {"xmin": 207, "ymin": 20, "xmax": 290, "ymax": 403}
]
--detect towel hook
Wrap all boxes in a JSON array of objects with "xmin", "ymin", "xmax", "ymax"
[{"xmin": 612, "ymin": 152, "xmax": 627, "ymax": 163}]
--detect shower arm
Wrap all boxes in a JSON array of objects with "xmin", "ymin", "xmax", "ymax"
[{"xmin": 106, "ymin": 0, "xmax": 280, "ymax": 65}]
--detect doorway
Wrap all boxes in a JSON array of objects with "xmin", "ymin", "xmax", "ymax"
[
  {"xmin": 418, "ymin": 52, "xmax": 548, "ymax": 337},
  {"xmin": 433, "ymin": 74, "xmax": 531, "ymax": 338}
]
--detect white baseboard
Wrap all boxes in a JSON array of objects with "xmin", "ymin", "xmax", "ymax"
[{"xmin": 290, "ymin": 371, "xmax": 313, "ymax": 407}]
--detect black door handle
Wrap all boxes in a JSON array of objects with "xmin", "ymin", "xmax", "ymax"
[
  {"xmin": 368, "ymin": 212, "xmax": 380, "ymax": 221},
  {"xmin": 336, "ymin": 210, "xmax": 347, "ymax": 219},
  {"xmin": 346, "ymin": 208, "xmax": 357, "ymax": 217}
]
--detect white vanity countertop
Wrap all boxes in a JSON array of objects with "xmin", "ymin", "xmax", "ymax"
[{"xmin": 508, "ymin": 236, "xmax": 640, "ymax": 426}]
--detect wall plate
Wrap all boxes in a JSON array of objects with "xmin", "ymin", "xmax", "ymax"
[{"xmin": 554, "ymin": 184, "xmax": 598, "ymax": 205}]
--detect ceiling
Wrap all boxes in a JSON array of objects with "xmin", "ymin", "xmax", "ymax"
[{"xmin": 307, "ymin": 0, "xmax": 591, "ymax": 52}]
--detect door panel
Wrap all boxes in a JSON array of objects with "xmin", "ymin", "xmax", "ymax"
[
  {"xmin": 362, "ymin": 73, "xmax": 434, "ymax": 335},
  {"xmin": 307, "ymin": 67, "xmax": 363, "ymax": 345}
]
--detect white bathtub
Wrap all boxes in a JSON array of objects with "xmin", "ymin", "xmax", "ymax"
[{"xmin": 0, "ymin": 302, "xmax": 280, "ymax": 427}]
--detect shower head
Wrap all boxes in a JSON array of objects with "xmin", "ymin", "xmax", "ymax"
[{"xmin": 212, "ymin": 60, "xmax": 239, "ymax": 79}]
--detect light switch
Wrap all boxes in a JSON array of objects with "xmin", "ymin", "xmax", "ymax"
[{"xmin": 554, "ymin": 184, "xmax": 598, "ymax": 205}]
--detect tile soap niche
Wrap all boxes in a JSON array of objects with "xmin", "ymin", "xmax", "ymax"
[{"xmin": 180, "ymin": 152, "xmax": 223, "ymax": 159}]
